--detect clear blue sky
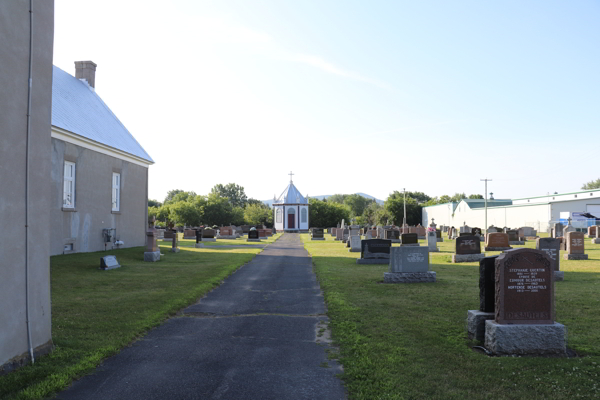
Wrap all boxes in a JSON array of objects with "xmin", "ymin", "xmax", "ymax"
[{"xmin": 54, "ymin": 0, "xmax": 600, "ymax": 202}]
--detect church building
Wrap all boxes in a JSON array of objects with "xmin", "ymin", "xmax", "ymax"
[{"xmin": 273, "ymin": 173, "xmax": 309, "ymax": 232}]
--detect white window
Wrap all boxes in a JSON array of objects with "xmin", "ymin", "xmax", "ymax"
[
  {"xmin": 301, "ymin": 208, "xmax": 307, "ymax": 223},
  {"xmin": 63, "ymin": 161, "xmax": 75, "ymax": 208},
  {"xmin": 276, "ymin": 208, "xmax": 282, "ymax": 223},
  {"xmin": 112, "ymin": 173, "xmax": 120, "ymax": 211}
]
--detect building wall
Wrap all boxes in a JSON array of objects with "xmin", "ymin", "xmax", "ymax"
[
  {"xmin": 49, "ymin": 138, "xmax": 149, "ymax": 255},
  {"xmin": 273, "ymin": 204, "xmax": 309, "ymax": 231},
  {"xmin": 0, "ymin": 0, "xmax": 54, "ymax": 368}
]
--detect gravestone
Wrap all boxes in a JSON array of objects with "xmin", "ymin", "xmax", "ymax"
[
  {"xmin": 183, "ymin": 229, "xmax": 197, "ymax": 240},
  {"xmin": 520, "ymin": 226, "xmax": 537, "ymax": 238},
  {"xmin": 564, "ymin": 231, "xmax": 587, "ymax": 260},
  {"xmin": 401, "ymin": 233, "xmax": 419, "ymax": 246},
  {"xmin": 100, "ymin": 255, "xmax": 121, "ymax": 270},
  {"xmin": 365, "ymin": 230, "xmax": 373, "ymax": 239},
  {"xmin": 218, "ymin": 226, "xmax": 236, "ymax": 239},
  {"xmin": 435, "ymin": 230, "xmax": 443, "ymax": 242},
  {"xmin": 485, "ymin": 232, "xmax": 512, "ymax": 251},
  {"xmin": 459, "ymin": 223, "xmax": 471, "ymax": 234},
  {"xmin": 331, "ymin": 227, "xmax": 337, "ymax": 237},
  {"xmin": 452, "ymin": 235, "xmax": 485, "ymax": 263},
  {"xmin": 466, "ymin": 256, "xmax": 497, "ymax": 341},
  {"xmin": 377, "ymin": 226, "xmax": 384, "ymax": 239},
  {"xmin": 349, "ymin": 235, "xmax": 361, "ymax": 252},
  {"xmin": 357, "ymin": 239, "xmax": 392, "ymax": 264},
  {"xmin": 427, "ymin": 230, "xmax": 439, "ymax": 252},
  {"xmin": 195, "ymin": 229, "xmax": 204, "ymax": 248},
  {"xmin": 163, "ymin": 230, "xmax": 175, "ymax": 242},
  {"xmin": 507, "ymin": 229, "xmax": 524, "ymax": 245},
  {"xmin": 459, "ymin": 232, "xmax": 472, "ymax": 237},
  {"xmin": 247, "ymin": 229, "xmax": 261, "ymax": 242},
  {"xmin": 144, "ymin": 229, "xmax": 160, "ymax": 262},
  {"xmin": 385, "ymin": 230, "xmax": 400, "ymax": 242},
  {"xmin": 335, "ymin": 228, "xmax": 343, "ymax": 241},
  {"xmin": 202, "ymin": 229, "xmax": 216, "ymax": 242},
  {"xmin": 588, "ymin": 225, "xmax": 597, "ymax": 237},
  {"xmin": 485, "ymin": 248, "xmax": 566, "ymax": 356},
  {"xmin": 553, "ymin": 222, "xmax": 564, "ymax": 238},
  {"xmin": 592, "ymin": 227, "xmax": 600, "ymax": 244},
  {"xmin": 241, "ymin": 225, "xmax": 251, "ymax": 233},
  {"xmin": 171, "ymin": 232, "xmax": 179, "ymax": 252},
  {"xmin": 312, "ymin": 228, "xmax": 325, "ymax": 240},
  {"xmin": 487, "ymin": 226, "xmax": 498, "ymax": 233},
  {"xmin": 342, "ymin": 228, "xmax": 349, "ymax": 243},
  {"xmin": 415, "ymin": 224, "xmax": 426, "ymax": 239},
  {"xmin": 384, "ymin": 247, "xmax": 435, "ymax": 283},
  {"xmin": 536, "ymin": 238, "xmax": 562, "ymax": 280}
]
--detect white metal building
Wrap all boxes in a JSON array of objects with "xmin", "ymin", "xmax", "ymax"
[
  {"xmin": 422, "ymin": 189, "xmax": 600, "ymax": 232},
  {"xmin": 273, "ymin": 177, "xmax": 309, "ymax": 232}
]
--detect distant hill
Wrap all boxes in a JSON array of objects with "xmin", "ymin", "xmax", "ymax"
[{"xmin": 263, "ymin": 193, "xmax": 384, "ymax": 207}]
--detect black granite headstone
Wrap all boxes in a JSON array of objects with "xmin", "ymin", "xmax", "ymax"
[
  {"xmin": 196, "ymin": 229, "xmax": 203, "ymax": 243},
  {"xmin": 313, "ymin": 228, "xmax": 324, "ymax": 238},
  {"xmin": 401, "ymin": 233, "xmax": 418, "ymax": 245},
  {"xmin": 360, "ymin": 239, "xmax": 392, "ymax": 259},
  {"xmin": 248, "ymin": 230, "xmax": 259, "ymax": 239},
  {"xmin": 384, "ymin": 230, "xmax": 399, "ymax": 240},
  {"xmin": 479, "ymin": 256, "xmax": 497, "ymax": 313}
]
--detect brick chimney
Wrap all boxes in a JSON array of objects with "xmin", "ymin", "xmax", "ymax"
[{"xmin": 75, "ymin": 61, "xmax": 97, "ymax": 88}]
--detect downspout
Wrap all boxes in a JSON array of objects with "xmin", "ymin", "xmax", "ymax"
[{"xmin": 25, "ymin": 0, "xmax": 35, "ymax": 364}]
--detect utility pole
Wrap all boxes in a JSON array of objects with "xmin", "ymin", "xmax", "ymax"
[
  {"xmin": 480, "ymin": 178, "xmax": 492, "ymax": 233},
  {"xmin": 403, "ymin": 188, "xmax": 407, "ymax": 228}
]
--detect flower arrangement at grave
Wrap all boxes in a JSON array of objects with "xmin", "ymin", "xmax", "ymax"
[{"xmin": 427, "ymin": 227, "xmax": 436, "ymax": 232}]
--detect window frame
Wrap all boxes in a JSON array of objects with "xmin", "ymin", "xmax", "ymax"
[
  {"xmin": 112, "ymin": 172, "xmax": 121, "ymax": 211},
  {"xmin": 63, "ymin": 161, "xmax": 76, "ymax": 208}
]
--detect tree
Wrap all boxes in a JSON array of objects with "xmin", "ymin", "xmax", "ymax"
[
  {"xmin": 211, "ymin": 183, "xmax": 248, "ymax": 208},
  {"xmin": 450, "ymin": 193, "xmax": 467, "ymax": 202},
  {"xmin": 244, "ymin": 203, "xmax": 272, "ymax": 226},
  {"xmin": 168, "ymin": 201, "xmax": 201, "ymax": 226},
  {"xmin": 308, "ymin": 198, "xmax": 350, "ymax": 228},
  {"xmin": 405, "ymin": 191, "xmax": 431, "ymax": 204},
  {"xmin": 163, "ymin": 189, "xmax": 184, "ymax": 204},
  {"xmin": 582, "ymin": 179, "xmax": 600, "ymax": 190},
  {"xmin": 328, "ymin": 194, "xmax": 346, "ymax": 204},
  {"xmin": 202, "ymin": 192, "xmax": 234, "ymax": 226},
  {"xmin": 362, "ymin": 202, "xmax": 383, "ymax": 226},
  {"xmin": 246, "ymin": 198, "xmax": 265, "ymax": 207},
  {"xmin": 468, "ymin": 194, "xmax": 484, "ymax": 199},
  {"xmin": 384, "ymin": 191, "xmax": 422, "ymax": 226},
  {"xmin": 343, "ymin": 194, "xmax": 374, "ymax": 217},
  {"xmin": 148, "ymin": 199, "xmax": 162, "ymax": 207},
  {"xmin": 164, "ymin": 190, "xmax": 197, "ymax": 204}
]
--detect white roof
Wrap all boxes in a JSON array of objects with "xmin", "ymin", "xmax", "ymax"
[
  {"xmin": 51, "ymin": 66, "xmax": 153, "ymax": 163},
  {"xmin": 274, "ymin": 182, "xmax": 308, "ymax": 204}
]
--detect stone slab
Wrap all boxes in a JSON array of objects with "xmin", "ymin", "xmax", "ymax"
[
  {"xmin": 592, "ymin": 238, "xmax": 600, "ymax": 244},
  {"xmin": 554, "ymin": 271, "xmax": 564, "ymax": 281},
  {"xmin": 217, "ymin": 235, "xmax": 237, "ymax": 240},
  {"xmin": 484, "ymin": 320, "xmax": 567, "ymax": 356},
  {"xmin": 509, "ymin": 241, "xmax": 525, "ymax": 245},
  {"xmin": 400, "ymin": 243, "xmax": 420, "ymax": 247},
  {"xmin": 195, "ymin": 243, "xmax": 204, "ymax": 248},
  {"xmin": 428, "ymin": 248, "xmax": 440, "ymax": 252},
  {"xmin": 203, "ymin": 238, "xmax": 216, "ymax": 242},
  {"xmin": 247, "ymin": 239, "xmax": 262, "ymax": 242},
  {"xmin": 452, "ymin": 253, "xmax": 485, "ymax": 263},
  {"xmin": 484, "ymin": 246, "xmax": 512, "ymax": 251},
  {"xmin": 383, "ymin": 271, "xmax": 436, "ymax": 283},
  {"xmin": 467, "ymin": 310, "xmax": 494, "ymax": 342},
  {"xmin": 311, "ymin": 238, "xmax": 325, "ymax": 240},
  {"xmin": 356, "ymin": 258, "xmax": 389, "ymax": 264},
  {"xmin": 162, "ymin": 238, "xmax": 173, "ymax": 242},
  {"xmin": 563, "ymin": 254, "xmax": 588, "ymax": 260},
  {"xmin": 170, "ymin": 248, "xmax": 180, "ymax": 253},
  {"xmin": 143, "ymin": 250, "xmax": 161, "ymax": 262},
  {"xmin": 389, "ymin": 246, "xmax": 429, "ymax": 273},
  {"xmin": 436, "ymin": 238, "xmax": 444, "ymax": 242}
]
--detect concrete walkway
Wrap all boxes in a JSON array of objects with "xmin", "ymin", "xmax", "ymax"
[{"xmin": 57, "ymin": 233, "xmax": 346, "ymax": 400}]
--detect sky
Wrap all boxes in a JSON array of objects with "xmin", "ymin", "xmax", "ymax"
[{"xmin": 53, "ymin": 0, "xmax": 600, "ymax": 203}]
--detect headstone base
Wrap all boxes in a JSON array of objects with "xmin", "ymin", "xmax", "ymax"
[
  {"xmin": 183, "ymin": 236, "xmax": 195, "ymax": 240},
  {"xmin": 484, "ymin": 246, "xmax": 512, "ymax": 251},
  {"xmin": 452, "ymin": 253, "xmax": 485, "ymax": 263},
  {"xmin": 391, "ymin": 239, "xmax": 401, "ymax": 243},
  {"xmin": 170, "ymin": 248, "xmax": 180, "ymax": 253},
  {"xmin": 356, "ymin": 258, "xmax": 389, "ymax": 264},
  {"xmin": 591, "ymin": 238, "xmax": 600, "ymax": 244},
  {"xmin": 484, "ymin": 320, "xmax": 567, "ymax": 356},
  {"xmin": 509, "ymin": 241, "xmax": 525, "ymax": 245},
  {"xmin": 217, "ymin": 235, "xmax": 237, "ymax": 240},
  {"xmin": 554, "ymin": 271, "xmax": 564, "ymax": 281},
  {"xmin": 436, "ymin": 238, "xmax": 444, "ymax": 242},
  {"xmin": 400, "ymin": 243, "xmax": 420, "ymax": 247},
  {"xmin": 525, "ymin": 236, "xmax": 539, "ymax": 240},
  {"xmin": 195, "ymin": 243, "xmax": 204, "ymax": 248},
  {"xmin": 143, "ymin": 250, "xmax": 161, "ymax": 262},
  {"xmin": 428, "ymin": 248, "xmax": 440, "ymax": 252},
  {"xmin": 383, "ymin": 271, "xmax": 436, "ymax": 283},
  {"xmin": 563, "ymin": 254, "xmax": 588, "ymax": 260},
  {"xmin": 247, "ymin": 239, "xmax": 261, "ymax": 242},
  {"xmin": 162, "ymin": 238, "xmax": 173, "ymax": 242},
  {"xmin": 203, "ymin": 238, "xmax": 217, "ymax": 242},
  {"xmin": 418, "ymin": 236, "xmax": 426, "ymax": 240},
  {"xmin": 311, "ymin": 238, "xmax": 325, "ymax": 241},
  {"xmin": 466, "ymin": 310, "xmax": 494, "ymax": 342}
]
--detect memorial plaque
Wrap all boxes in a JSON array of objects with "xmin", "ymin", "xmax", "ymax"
[
  {"xmin": 248, "ymin": 230, "xmax": 259, "ymax": 239},
  {"xmin": 313, "ymin": 228, "xmax": 324, "ymax": 238},
  {"xmin": 401, "ymin": 233, "xmax": 418, "ymax": 245},
  {"xmin": 507, "ymin": 230, "xmax": 519, "ymax": 242},
  {"xmin": 184, "ymin": 228, "xmax": 197, "ymax": 239},
  {"xmin": 435, "ymin": 231, "xmax": 442, "ymax": 239},
  {"xmin": 220, "ymin": 227, "xmax": 233, "ymax": 236},
  {"xmin": 479, "ymin": 256, "xmax": 497, "ymax": 313},
  {"xmin": 427, "ymin": 231, "xmax": 438, "ymax": 251},
  {"xmin": 336, "ymin": 228, "xmax": 343, "ymax": 240},
  {"xmin": 100, "ymin": 255, "xmax": 120, "ymax": 270},
  {"xmin": 536, "ymin": 238, "xmax": 560, "ymax": 271},
  {"xmin": 349, "ymin": 235, "xmax": 361, "ymax": 251},
  {"xmin": 459, "ymin": 232, "xmax": 471, "ymax": 237},
  {"xmin": 588, "ymin": 226, "xmax": 597, "ymax": 237},
  {"xmin": 486, "ymin": 232, "xmax": 510, "ymax": 248},
  {"xmin": 553, "ymin": 223, "xmax": 564, "ymax": 238},
  {"xmin": 360, "ymin": 239, "xmax": 392, "ymax": 259},
  {"xmin": 456, "ymin": 235, "xmax": 481, "ymax": 255},
  {"xmin": 164, "ymin": 230, "xmax": 175, "ymax": 239},
  {"xmin": 566, "ymin": 231, "xmax": 585, "ymax": 254},
  {"xmin": 495, "ymin": 248, "xmax": 553, "ymax": 324},
  {"xmin": 385, "ymin": 230, "xmax": 400, "ymax": 240},
  {"xmin": 389, "ymin": 246, "xmax": 429, "ymax": 273}
]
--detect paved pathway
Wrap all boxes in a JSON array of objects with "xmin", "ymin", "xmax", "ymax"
[{"xmin": 57, "ymin": 233, "xmax": 346, "ymax": 400}]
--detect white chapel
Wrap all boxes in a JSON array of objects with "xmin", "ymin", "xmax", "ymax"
[{"xmin": 273, "ymin": 172, "xmax": 310, "ymax": 232}]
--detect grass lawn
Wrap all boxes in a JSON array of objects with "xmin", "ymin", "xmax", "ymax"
[
  {"xmin": 0, "ymin": 236, "xmax": 277, "ymax": 400},
  {"xmin": 303, "ymin": 233, "xmax": 600, "ymax": 399}
]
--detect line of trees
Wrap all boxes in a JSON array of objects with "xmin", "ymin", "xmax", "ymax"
[{"xmin": 148, "ymin": 183, "xmax": 273, "ymax": 228}]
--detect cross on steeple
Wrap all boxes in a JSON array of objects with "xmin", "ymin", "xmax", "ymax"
[{"xmin": 289, "ymin": 171, "xmax": 294, "ymax": 183}]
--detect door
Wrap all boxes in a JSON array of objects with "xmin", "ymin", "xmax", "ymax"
[{"xmin": 288, "ymin": 213, "xmax": 295, "ymax": 229}]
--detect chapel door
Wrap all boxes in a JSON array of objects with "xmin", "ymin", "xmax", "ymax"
[{"xmin": 288, "ymin": 214, "xmax": 295, "ymax": 229}]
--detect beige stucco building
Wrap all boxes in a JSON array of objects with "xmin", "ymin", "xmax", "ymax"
[{"xmin": 0, "ymin": 0, "xmax": 55, "ymax": 370}]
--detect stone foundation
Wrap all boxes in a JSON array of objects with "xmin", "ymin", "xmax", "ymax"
[
  {"xmin": 203, "ymin": 238, "xmax": 216, "ymax": 242},
  {"xmin": 452, "ymin": 253, "xmax": 485, "ymax": 263},
  {"xmin": 554, "ymin": 271, "xmax": 564, "ymax": 281},
  {"xmin": 484, "ymin": 246, "xmax": 512, "ymax": 251},
  {"xmin": 509, "ymin": 241, "xmax": 525, "ymax": 245},
  {"xmin": 400, "ymin": 243, "xmax": 420, "ymax": 247},
  {"xmin": 143, "ymin": 250, "xmax": 161, "ymax": 262},
  {"xmin": 436, "ymin": 238, "xmax": 444, "ymax": 242},
  {"xmin": 311, "ymin": 238, "xmax": 325, "ymax": 241},
  {"xmin": 195, "ymin": 243, "xmax": 204, "ymax": 248},
  {"xmin": 466, "ymin": 310, "xmax": 494, "ymax": 342},
  {"xmin": 247, "ymin": 239, "xmax": 261, "ymax": 242},
  {"xmin": 428, "ymin": 248, "xmax": 440, "ymax": 252},
  {"xmin": 563, "ymin": 254, "xmax": 588, "ymax": 260},
  {"xmin": 170, "ymin": 248, "xmax": 180, "ymax": 253},
  {"xmin": 484, "ymin": 320, "xmax": 567, "ymax": 356},
  {"xmin": 162, "ymin": 238, "xmax": 173, "ymax": 242},
  {"xmin": 348, "ymin": 249, "xmax": 360, "ymax": 252},
  {"xmin": 217, "ymin": 235, "xmax": 237, "ymax": 240},
  {"xmin": 591, "ymin": 238, "xmax": 600, "ymax": 244},
  {"xmin": 384, "ymin": 271, "xmax": 436, "ymax": 283},
  {"xmin": 356, "ymin": 258, "xmax": 389, "ymax": 264}
]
